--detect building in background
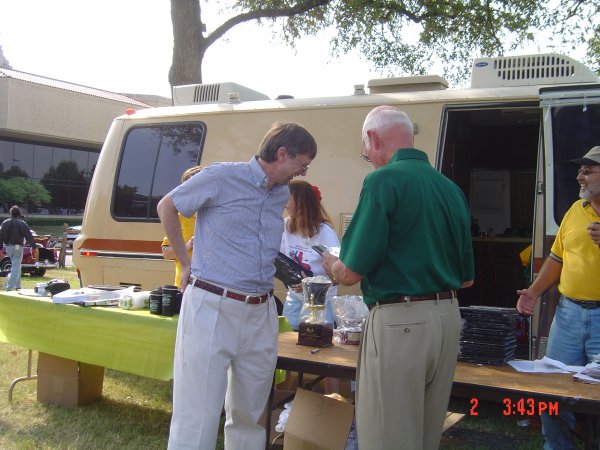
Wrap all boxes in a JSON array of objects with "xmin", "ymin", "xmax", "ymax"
[{"xmin": 0, "ymin": 67, "xmax": 171, "ymax": 215}]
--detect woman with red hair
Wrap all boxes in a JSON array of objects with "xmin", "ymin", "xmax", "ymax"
[{"xmin": 280, "ymin": 180, "xmax": 340, "ymax": 330}]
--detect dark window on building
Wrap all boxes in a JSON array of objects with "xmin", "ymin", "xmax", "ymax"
[
  {"xmin": 113, "ymin": 123, "xmax": 204, "ymax": 220},
  {"xmin": 0, "ymin": 137, "xmax": 99, "ymax": 214},
  {"xmin": 550, "ymin": 103, "xmax": 600, "ymax": 223}
]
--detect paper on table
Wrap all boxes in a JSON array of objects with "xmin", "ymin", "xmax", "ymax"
[
  {"xmin": 573, "ymin": 363, "xmax": 600, "ymax": 384},
  {"xmin": 52, "ymin": 287, "xmax": 126, "ymax": 305},
  {"xmin": 507, "ymin": 356, "xmax": 584, "ymax": 373}
]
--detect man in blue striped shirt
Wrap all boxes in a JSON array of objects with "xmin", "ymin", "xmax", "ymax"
[{"xmin": 158, "ymin": 122, "xmax": 317, "ymax": 450}]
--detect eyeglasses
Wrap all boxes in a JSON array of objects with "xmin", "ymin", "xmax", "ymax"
[
  {"xmin": 578, "ymin": 168, "xmax": 600, "ymax": 176},
  {"xmin": 360, "ymin": 138, "xmax": 371, "ymax": 163}
]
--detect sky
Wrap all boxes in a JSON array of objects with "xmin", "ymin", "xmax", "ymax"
[
  {"xmin": 0, "ymin": 1, "xmax": 589, "ymax": 102},
  {"xmin": 0, "ymin": 1, "xmax": 386, "ymax": 100}
]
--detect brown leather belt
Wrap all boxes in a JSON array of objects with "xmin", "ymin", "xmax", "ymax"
[
  {"xmin": 189, "ymin": 278, "xmax": 271, "ymax": 304},
  {"xmin": 368, "ymin": 291, "xmax": 455, "ymax": 310}
]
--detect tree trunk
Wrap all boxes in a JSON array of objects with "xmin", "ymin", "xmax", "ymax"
[{"xmin": 169, "ymin": 0, "xmax": 205, "ymax": 88}]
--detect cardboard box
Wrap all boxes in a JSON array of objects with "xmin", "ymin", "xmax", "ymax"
[
  {"xmin": 37, "ymin": 352, "xmax": 104, "ymax": 408},
  {"xmin": 283, "ymin": 388, "xmax": 354, "ymax": 450},
  {"xmin": 261, "ymin": 388, "xmax": 296, "ymax": 449}
]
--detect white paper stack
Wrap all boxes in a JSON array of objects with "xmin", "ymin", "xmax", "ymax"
[{"xmin": 52, "ymin": 287, "xmax": 123, "ymax": 306}]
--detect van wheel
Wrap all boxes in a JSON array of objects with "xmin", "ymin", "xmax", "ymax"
[
  {"xmin": 31, "ymin": 268, "xmax": 47, "ymax": 277},
  {"xmin": 0, "ymin": 258, "xmax": 11, "ymax": 275}
]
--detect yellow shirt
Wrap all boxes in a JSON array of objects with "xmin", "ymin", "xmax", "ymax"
[
  {"xmin": 551, "ymin": 200, "xmax": 600, "ymax": 300},
  {"xmin": 161, "ymin": 213, "xmax": 196, "ymax": 288}
]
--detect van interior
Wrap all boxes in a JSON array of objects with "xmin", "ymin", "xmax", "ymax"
[{"xmin": 439, "ymin": 104, "xmax": 540, "ymax": 358}]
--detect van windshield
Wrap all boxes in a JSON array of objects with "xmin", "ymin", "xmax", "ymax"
[{"xmin": 113, "ymin": 123, "xmax": 204, "ymax": 220}]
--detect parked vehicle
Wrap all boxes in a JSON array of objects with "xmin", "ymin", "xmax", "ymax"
[
  {"xmin": 66, "ymin": 225, "xmax": 81, "ymax": 247},
  {"xmin": 1, "ymin": 234, "xmax": 59, "ymax": 277},
  {"xmin": 74, "ymin": 53, "xmax": 600, "ymax": 359}
]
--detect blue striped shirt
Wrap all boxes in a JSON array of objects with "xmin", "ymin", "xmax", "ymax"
[{"xmin": 172, "ymin": 156, "xmax": 289, "ymax": 293}]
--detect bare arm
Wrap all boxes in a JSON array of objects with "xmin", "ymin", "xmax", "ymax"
[
  {"xmin": 162, "ymin": 236, "xmax": 194, "ymax": 261},
  {"xmin": 516, "ymin": 256, "xmax": 562, "ymax": 316},
  {"xmin": 322, "ymin": 252, "xmax": 362, "ymax": 286},
  {"xmin": 588, "ymin": 222, "xmax": 600, "ymax": 246},
  {"xmin": 157, "ymin": 194, "xmax": 191, "ymax": 292}
]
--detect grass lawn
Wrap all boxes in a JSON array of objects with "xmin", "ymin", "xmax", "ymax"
[{"xmin": 0, "ymin": 267, "xmax": 550, "ymax": 449}]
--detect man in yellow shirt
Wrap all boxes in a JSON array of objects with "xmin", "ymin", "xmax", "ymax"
[
  {"xmin": 517, "ymin": 146, "xmax": 600, "ymax": 450},
  {"xmin": 161, "ymin": 166, "xmax": 202, "ymax": 288}
]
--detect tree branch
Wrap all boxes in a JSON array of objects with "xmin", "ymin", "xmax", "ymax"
[{"xmin": 204, "ymin": 0, "xmax": 333, "ymax": 47}]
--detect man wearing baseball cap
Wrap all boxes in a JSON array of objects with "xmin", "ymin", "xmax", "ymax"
[{"xmin": 516, "ymin": 146, "xmax": 600, "ymax": 449}]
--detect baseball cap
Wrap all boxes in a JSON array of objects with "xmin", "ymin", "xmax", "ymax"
[{"xmin": 571, "ymin": 146, "xmax": 600, "ymax": 166}]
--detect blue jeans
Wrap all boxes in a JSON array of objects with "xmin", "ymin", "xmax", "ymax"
[
  {"xmin": 542, "ymin": 295, "xmax": 600, "ymax": 450},
  {"xmin": 6, "ymin": 244, "xmax": 24, "ymax": 290}
]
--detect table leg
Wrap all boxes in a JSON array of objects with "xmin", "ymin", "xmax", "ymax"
[
  {"xmin": 584, "ymin": 414, "xmax": 600, "ymax": 450},
  {"xmin": 8, "ymin": 349, "xmax": 37, "ymax": 401}
]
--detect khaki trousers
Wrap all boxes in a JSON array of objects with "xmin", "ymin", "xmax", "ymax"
[{"xmin": 356, "ymin": 298, "xmax": 461, "ymax": 450}]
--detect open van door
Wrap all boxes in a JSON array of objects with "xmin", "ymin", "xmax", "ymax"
[{"xmin": 535, "ymin": 84, "xmax": 600, "ymax": 358}]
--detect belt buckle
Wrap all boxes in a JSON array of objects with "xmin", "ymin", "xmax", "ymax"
[
  {"xmin": 401, "ymin": 295, "xmax": 410, "ymax": 303},
  {"xmin": 245, "ymin": 295, "xmax": 254, "ymax": 304}
]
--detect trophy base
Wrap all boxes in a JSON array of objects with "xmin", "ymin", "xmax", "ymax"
[{"xmin": 297, "ymin": 322, "xmax": 334, "ymax": 347}]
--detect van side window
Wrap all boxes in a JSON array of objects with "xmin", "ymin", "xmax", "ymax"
[
  {"xmin": 550, "ymin": 103, "xmax": 600, "ymax": 223},
  {"xmin": 113, "ymin": 123, "xmax": 204, "ymax": 220}
]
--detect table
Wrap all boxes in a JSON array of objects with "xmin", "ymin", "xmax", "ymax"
[
  {"xmin": 275, "ymin": 332, "xmax": 600, "ymax": 449},
  {"xmin": 276, "ymin": 331, "xmax": 358, "ymax": 380},
  {"xmin": 0, "ymin": 291, "xmax": 292, "ymax": 396},
  {"xmin": 452, "ymin": 362, "xmax": 600, "ymax": 448},
  {"xmin": 0, "ymin": 291, "xmax": 177, "ymax": 381}
]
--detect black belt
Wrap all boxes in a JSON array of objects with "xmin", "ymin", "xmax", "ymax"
[
  {"xmin": 567, "ymin": 298, "xmax": 600, "ymax": 309},
  {"xmin": 368, "ymin": 291, "xmax": 455, "ymax": 310},
  {"xmin": 188, "ymin": 278, "xmax": 271, "ymax": 304}
]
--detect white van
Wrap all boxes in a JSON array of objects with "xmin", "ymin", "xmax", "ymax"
[{"xmin": 74, "ymin": 53, "xmax": 600, "ymax": 358}]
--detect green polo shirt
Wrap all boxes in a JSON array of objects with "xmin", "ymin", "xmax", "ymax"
[{"xmin": 340, "ymin": 148, "xmax": 474, "ymax": 305}]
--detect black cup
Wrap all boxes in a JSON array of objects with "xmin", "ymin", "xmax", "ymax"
[
  {"xmin": 175, "ymin": 291, "xmax": 183, "ymax": 314},
  {"xmin": 162, "ymin": 285, "xmax": 179, "ymax": 317},
  {"xmin": 149, "ymin": 288, "xmax": 163, "ymax": 315}
]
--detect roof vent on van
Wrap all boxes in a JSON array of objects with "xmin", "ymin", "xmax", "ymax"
[
  {"xmin": 367, "ymin": 75, "xmax": 449, "ymax": 94},
  {"xmin": 172, "ymin": 82, "xmax": 269, "ymax": 106},
  {"xmin": 470, "ymin": 53, "xmax": 600, "ymax": 88}
]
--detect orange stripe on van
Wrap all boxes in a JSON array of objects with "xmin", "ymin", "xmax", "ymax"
[{"xmin": 80, "ymin": 239, "xmax": 162, "ymax": 253}]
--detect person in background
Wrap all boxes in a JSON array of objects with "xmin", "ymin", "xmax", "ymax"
[
  {"xmin": 517, "ymin": 145, "xmax": 600, "ymax": 450},
  {"xmin": 161, "ymin": 165, "xmax": 203, "ymax": 288},
  {"xmin": 0, "ymin": 205, "xmax": 35, "ymax": 291},
  {"xmin": 280, "ymin": 180, "xmax": 340, "ymax": 330},
  {"xmin": 323, "ymin": 106, "xmax": 474, "ymax": 450},
  {"xmin": 157, "ymin": 122, "xmax": 317, "ymax": 450}
]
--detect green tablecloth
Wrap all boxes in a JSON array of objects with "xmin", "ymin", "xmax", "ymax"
[
  {"xmin": 0, "ymin": 291, "xmax": 293, "ymax": 382},
  {"xmin": 0, "ymin": 291, "xmax": 177, "ymax": 381}
]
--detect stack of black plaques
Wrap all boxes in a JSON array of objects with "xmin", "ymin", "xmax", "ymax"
[{"xmin": 459, "ymin": 306, "xmax": 519, "ymax": 365}]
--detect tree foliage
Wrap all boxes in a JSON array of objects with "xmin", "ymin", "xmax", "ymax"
[
  {"xmin": 0, "ymin": 177, "xmax": 51, "ymax": 210},
  {"xmin": 40, "ymin": 161, "xmax": 88, "ymax": 213},
  {"xmin": 169, "ymin": 0, "xmax": 600, "ymax": 88}
]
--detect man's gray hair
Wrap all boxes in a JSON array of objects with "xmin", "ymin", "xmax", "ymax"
[{"xmin": 362, "ymin": 106, "xmax": 413, "ymax": 142}]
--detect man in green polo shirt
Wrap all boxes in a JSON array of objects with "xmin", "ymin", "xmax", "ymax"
[{"xmin": 324, "ymin": 105, "xmax": 474, "ymax": 450}]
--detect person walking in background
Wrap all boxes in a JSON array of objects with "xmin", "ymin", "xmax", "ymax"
[
  {"xmin": 280, "ymin": 180, "xmax": 340, "ymax": 330},
  {"xmin": 0, "ymin": 205, "xmax": 35, "ymax": 291},
  {"xmin": 157, "ymin": 122, "xmax": 317, "ymax": 450},
  {"xmin": 323, "ymin": 106, "xmax": 474, "ymax": 450},
  {"xmin": 517, "ymin": 146, "xmax": 600, "ymax": 450},
  {"xmin": 161, "ymin": 165, "xmax": 203, "ymax": 288}
]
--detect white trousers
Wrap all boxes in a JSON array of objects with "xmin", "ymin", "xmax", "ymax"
[{"xmin": 167, "ymin": 284, "xmax": 279, "ymax": 450}]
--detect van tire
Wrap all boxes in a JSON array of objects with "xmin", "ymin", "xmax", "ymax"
[
  {"xmin": 31, "ymin": 269, "xmax": 47, "ymax": 277},
  {"xmin": 1, "ymin": 258, "xmax": 11, "ymax": 275}
]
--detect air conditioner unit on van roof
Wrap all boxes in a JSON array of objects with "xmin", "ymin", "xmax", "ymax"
[
  {"xmin": 470, "ymin": 53, "xmax": 600, "ymax": 88},
  {"xmin": 172, "ymin": 82, "xmax": 269, "ymax": 106}
]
